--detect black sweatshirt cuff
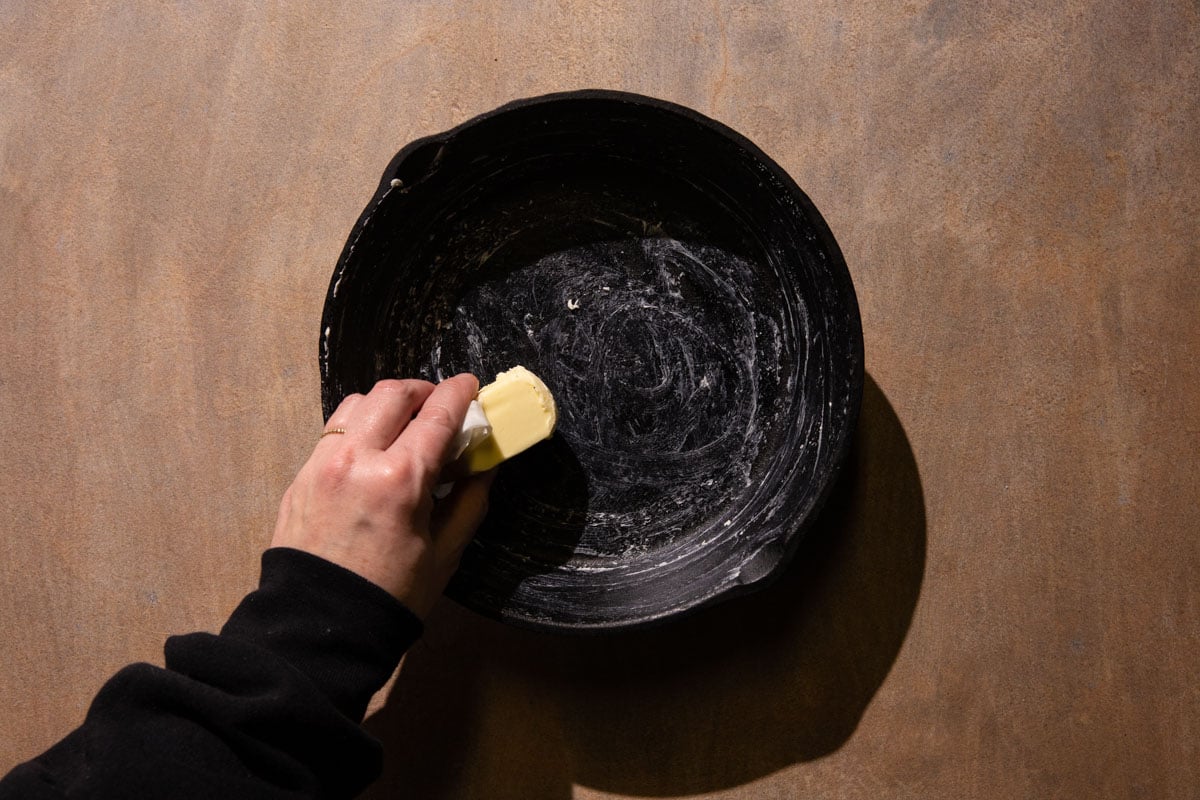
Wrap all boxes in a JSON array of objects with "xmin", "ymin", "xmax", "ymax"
[{"xmin": 216, "ymin": 547, "xmax": 424, "ymax": 722}]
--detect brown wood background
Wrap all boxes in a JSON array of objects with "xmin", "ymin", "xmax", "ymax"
[{"xmin": 2, "ymin": 3, "xmax": 1196, "ymax": 798}]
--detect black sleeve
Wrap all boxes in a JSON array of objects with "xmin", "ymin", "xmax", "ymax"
[{"xmin": 0, "ymin": 547, "xmax": 423, "ymax": 800}]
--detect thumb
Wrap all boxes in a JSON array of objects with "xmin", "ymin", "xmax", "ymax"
[{"xmin": 431, "ymin": 470, "xmax": 496, "ymax": 574}]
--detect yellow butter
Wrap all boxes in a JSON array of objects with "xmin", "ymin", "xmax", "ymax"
[{"xmin": 462, "ymin": 366, "xmax": 557, "ymax": 473}]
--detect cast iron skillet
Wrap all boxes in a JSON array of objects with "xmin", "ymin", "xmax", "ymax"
[{"xmin": 320, "ymin": 90, "xmax": 862, "ymax": 632}]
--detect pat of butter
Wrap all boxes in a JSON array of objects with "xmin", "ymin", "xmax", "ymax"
[{"xmin": 461, "ymin": 366, "xmax": 557, "ymax": 474}]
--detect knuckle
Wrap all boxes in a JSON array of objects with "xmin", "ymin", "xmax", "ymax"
[
  {"xmin": 419, "ymin": 402, "xmax": 457, "ymax": 433},
  {"xmin": 315, "ymin": 450, "xmax": 355, "ymax": 489},
  {"xmin": 374, "ymin": 455, "xmax": 419, "ymax": 492},
  {"xmin": 374, "ymin": 378, "xmax": 432, "ymax": 399},
  {"xmin": 373, "ymin": 379, "xmax": 408, "ymax": 394},
  {"xmin": 334, "ymin": 392, "xmax": 363, "ymax": 414}
]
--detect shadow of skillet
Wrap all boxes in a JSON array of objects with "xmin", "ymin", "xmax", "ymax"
[
  {"xmin": 360, "ymin": 436, "xmax": 588, "ymax": 800},
  {"xmin": 362, "ymin": 373, "xmax": 924, "ymax": 798}
]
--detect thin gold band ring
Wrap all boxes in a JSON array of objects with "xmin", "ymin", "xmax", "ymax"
[{"xmin": 320, "ymin": 428, "xmax": 348, "ymax": 438}]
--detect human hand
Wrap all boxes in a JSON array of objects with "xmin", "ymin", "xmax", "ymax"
[{"xmin": 271, "ymin": 375, "xmax": 494, "ymax": 618}]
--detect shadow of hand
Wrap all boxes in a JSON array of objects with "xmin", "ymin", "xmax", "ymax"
[{"xmin": 363, "ymin": 374, "xmax": 924, "ymax": 798}]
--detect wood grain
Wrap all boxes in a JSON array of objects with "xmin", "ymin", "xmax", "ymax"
[{"xmin": 1, "ymin": 2, "xmax": 1196, "ymax": 798}]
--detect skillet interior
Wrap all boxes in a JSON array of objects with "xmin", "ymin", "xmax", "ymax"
[{"xmin": 320, "ymin": 91, "xmax": 862, "ymax": 631}]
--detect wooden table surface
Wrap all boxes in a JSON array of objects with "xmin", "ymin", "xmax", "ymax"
[{"xmin": 2, "ymin": 3, "xmax": 1196, "ymax": 798}]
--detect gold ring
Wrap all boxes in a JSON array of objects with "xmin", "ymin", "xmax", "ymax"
[{"xmin": 320, "ymin": 428, "xmax": 348, "ymax": 438}]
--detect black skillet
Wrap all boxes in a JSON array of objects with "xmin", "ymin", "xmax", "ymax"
[{"xmin": 320, "ymin": 90, "xmax": 863, "ymax": 632}]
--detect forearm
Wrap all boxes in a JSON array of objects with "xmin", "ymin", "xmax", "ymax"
[{"xmin": 1, "ymin": 548, "xmax": 422, "ymax": 800}]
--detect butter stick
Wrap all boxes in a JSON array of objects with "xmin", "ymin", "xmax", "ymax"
[{"xmin": 460, "ymin": 366, "xmax": 557, "ymax": 474}]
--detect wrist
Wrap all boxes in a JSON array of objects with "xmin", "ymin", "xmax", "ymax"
[{"xmin": 219, "ymin": 547, "xmax": 424, "ymax": 721}]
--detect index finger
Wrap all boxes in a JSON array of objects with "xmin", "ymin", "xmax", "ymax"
[
  {"xmin": 346, "ymin": 379, "xmax": 436, "ymax": 451},
  {"xmin": 391, "ymin": 373, "xmax": 479, "ymax": 476}
]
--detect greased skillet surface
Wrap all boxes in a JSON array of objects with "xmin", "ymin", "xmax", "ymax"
[{"xmin": 320, "ymin": 91, "xmax": 862, "ymax": 631}]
